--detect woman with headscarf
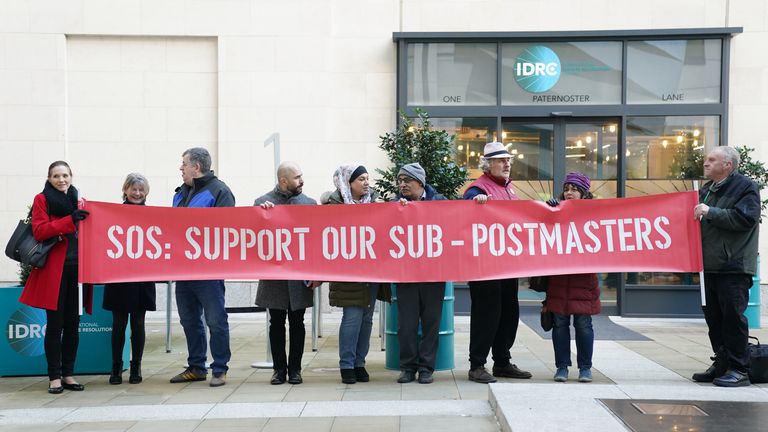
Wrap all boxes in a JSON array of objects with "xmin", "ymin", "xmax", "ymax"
[
  {"xmin": 103, "ymin": 173, "xmax": 157, "ymax": 385},
  {"xmin": 20, "ymin": 161, "xmax": 91, "ymax": 394},
  {"xmin": 545, "ymin": 172, "xmax": 601, "ymax": 383},
  {"xmin": 322, "ymin": 164, "xmax": 391, "ymax": 384}
]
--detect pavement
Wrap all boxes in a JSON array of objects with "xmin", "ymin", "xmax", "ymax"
[{"xmin": 1, "ymin": 308, "xmax": 767, "ymax": 432}]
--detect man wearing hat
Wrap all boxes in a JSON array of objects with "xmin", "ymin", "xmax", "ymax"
[
  {"xmin": 395, "ymin": 163, "xmax": 447, "ymax": 384},
  {"xmin": 463, "ymin": 142, "xmax": 532, "ymax": 383}
]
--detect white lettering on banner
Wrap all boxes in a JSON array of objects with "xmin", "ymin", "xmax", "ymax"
[
  {"xmin": 470, "ymin": 217, "xmax": 673, "ymax": 257},
  {"xmin": 388, "ymin": 225, "xmax": 443, "ymax": 259},
  {"xmin": 107, "ymin": 225, "xmax": 163, "ymax": 259},
  {"xmin": 185, "ymin": 226, "xmax": 310, "ymax": 261},
  {"xmin": 322, "ymin": 226, "xmax": 377, "ymax": 260}
]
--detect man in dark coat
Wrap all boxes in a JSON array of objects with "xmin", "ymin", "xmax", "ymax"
[
  {"xmin": 692, "ymin": 146, "xmax": 760, "ymax": 387},
  {"xmin": 169, "ymin": 147, "xmax": 235, "ymax": 388},
  {"xmin": 254, "ymin": 161, "xmax": 318, "ymax": 385},
  {"xmin": 395, "ymin": 163, "xmax": 447, "ymax": 385}
]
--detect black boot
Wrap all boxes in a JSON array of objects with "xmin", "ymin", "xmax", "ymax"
[
  {"xmin": 109, "ymin": 361, "xmax": 123, "ymax": 385},
  {"xmin": 692, "ymin": 355, "xmax": 727, "ymax": 383},
  {"xmin": 129, "ymin": 360, "xmax": 142, "ymax": 384}
]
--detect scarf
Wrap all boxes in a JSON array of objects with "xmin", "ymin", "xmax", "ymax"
[
  {"xmin": 43, "ymin": 181, "xmax": 78, "ymax": 217},
  {"xmin": 333, "ymin": 164, "xmax": 373, "ymax": 204}
]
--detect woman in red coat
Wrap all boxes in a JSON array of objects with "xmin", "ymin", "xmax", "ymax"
[
  {"xmin": 545, "ymin": 172, "xmax": 600, "ymax": 383},
  {"xmin": 20, "ymin": 161, "xmax": 91, "ymax": 394}
]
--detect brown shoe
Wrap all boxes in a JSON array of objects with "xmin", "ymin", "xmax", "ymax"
[
  {"xmin": 493, "ymin": 364, "xmax": 532, "ymax": 379},
  {"xmin": 468, "ymin": 367, "xmax": 497, "ymax": 383}
]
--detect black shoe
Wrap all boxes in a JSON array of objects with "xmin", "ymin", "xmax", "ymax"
[
  {"xmin": 288, "ymin": 370, "xmax": 303, "ymax": 385},
  {"xmin": 397, "ymin": 370, "xmax": 416, "ymax": 384},
  {"xmin": 354, "ymin": 367, "xmax": 369, "ymax": 382},
  {"xmin": 493, "ymin": 364, "xmax": 532, "ymax": 379},
  {"xmin": 713, "ymin": 369, "xmax": 751, "ymax": 387},
  {"xmin": 109, "ymin": 361, "xmax": 123, "ymax": 385},
  {"xmin": 692, "ymin": 359, "xmax": 727, "ymax": 383},
  {"xmin": 270, "ymin": 370, "xmax": 287, "ymax": 385},
  {"xmin": 340, "ymin": 368, "xmax": 357, "ymax": 384},
  {"xmin": 418, "ymin": 370, "xmax": 434, "ymax": 384},
  {"xmin": 48, "ymin": 385, "xmax": 64, "ymax": 394},
  {"xmin": 129, "ymin": 361, "xmax": 142, "ymax": 384},
  {"xmin": 62, "ymin": 382, "xmax": 85, "ymax": 391}
]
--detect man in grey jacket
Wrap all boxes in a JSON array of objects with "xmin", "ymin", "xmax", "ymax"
[
  {"xmin": 254, "ymin": 161, "xmax": 318, "ymax": 385},
  {"xmin": 692, "ymin": 146, "xmax": 760, "ymax": 387}
]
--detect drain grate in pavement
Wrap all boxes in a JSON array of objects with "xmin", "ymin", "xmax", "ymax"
[
  {"xmin": 600, "ymin": 399, "xmax": 768, "ymax": 432},
  {"xmin": 632, "ymin": 402, "xmax": 708, "ymax": 416}
]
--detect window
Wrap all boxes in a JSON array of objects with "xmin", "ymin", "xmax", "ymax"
[
  {"xmin": 627, "ymin": 39, "xmax": 722, "ymax": 104},
  {"xmin": 407, "ymin": 43, "xmax": 497, "ymax": 106},
  {"xmin": 502, "ymin": 42, "xmax": 622, "ymax": 105}
]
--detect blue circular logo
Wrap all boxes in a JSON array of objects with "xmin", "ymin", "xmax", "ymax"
[
  {"xmin": 7, "ymin": 305, "xmax": 46, "ymax": 357},
  {"xmin": 514, "ymin": 46, "xmax": 561, "ymax": 93}
]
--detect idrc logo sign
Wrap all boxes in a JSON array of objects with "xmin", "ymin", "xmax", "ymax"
[
  {"xmin": 6, "ymin": 305, "xmax": 46, "ymax": 357},
  {"xmin": 514, "ymin": 46, "xmax": 561, "ymax": 93}
]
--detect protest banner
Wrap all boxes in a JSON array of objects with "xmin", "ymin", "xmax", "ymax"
[{"xmin": 79, "ymin": 191, "xmax": 702, "ymax": 283}]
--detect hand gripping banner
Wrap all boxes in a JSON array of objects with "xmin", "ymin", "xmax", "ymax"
[{"xmin": 79, "ymin": 191, "xmax": 702, "ymax": 284}]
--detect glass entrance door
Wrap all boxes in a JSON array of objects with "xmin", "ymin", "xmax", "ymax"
[{"xmin": 502, "ymin": 118, "xmax": 621, "ymax": 303}]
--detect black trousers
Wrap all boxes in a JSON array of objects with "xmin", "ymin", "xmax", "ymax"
[
  {"xmin": 45, "ymin": 265, "xmax": 80, "ymax": 380},
  {"xmin": 703, "ymin": 273, "xmax": 751, "ymax": 372},
  {"xmin": 397, "ymin": 282, "xmax": 444, "ymax": 372},
  {"xmin": 468, "ymin": 278, "xmax": 519, "ymax": 369},
  {"xmin": 111, "ymin": 310, "xmax": 147, "ymax": 365},
  {"xmin": 269, "ymin": 308, "xmax": 306, "ymax": 373}
]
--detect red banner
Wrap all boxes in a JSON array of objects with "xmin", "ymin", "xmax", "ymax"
[{"xmin": 79, "ymin": 191, "xmax": 702, "ymax": 284}]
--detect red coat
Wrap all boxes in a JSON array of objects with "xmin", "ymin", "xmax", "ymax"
[
  {"xmin": 19, "ymin": 193, "xmax": 92, "ymax": 313},
  {"xmin": 545, "ymin": 273, "xmax": 600, "ymax": 316}
]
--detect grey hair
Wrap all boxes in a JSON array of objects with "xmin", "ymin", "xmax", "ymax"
[
  {"xmin": 479, "ymin": 158, "xmax": 491, "ymax": 173},
  {"xmin": 182, "ymin": 147, "xmax": 212, "ymax": 173},
  {"xmin": 714, "ymin": 146, "xmax": 740, "ymax": 169},
  {"xmin": 122, "ymin": 172, "xmax": 150, "ymax": 201}
]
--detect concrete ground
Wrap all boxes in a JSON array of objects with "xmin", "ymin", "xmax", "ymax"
[{"xmin": 1, "ymin": 309, "xmax": 767, "ymax": 432}]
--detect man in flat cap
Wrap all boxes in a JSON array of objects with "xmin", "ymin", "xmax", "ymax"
[
  {"xmin": 463, "ymin": 142, "xmax": 532, "ymax": 383},
  {"xmin": 395, "ymin": 163, "xmax": 447, "ymax": 384}
]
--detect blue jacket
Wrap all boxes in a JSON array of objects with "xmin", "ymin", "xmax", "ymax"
[{"xmin": 173, "ymin": 172, "xmax": 235, "ymax": 208}]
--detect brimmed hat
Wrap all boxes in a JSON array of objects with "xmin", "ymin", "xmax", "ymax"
[
  {"xmin": 483, "ymin": 142, "xmax": 513, "ymax": 159},
  {"xmin": 398, "ymin": 163, "xmax": 426, "ymax": 186}
]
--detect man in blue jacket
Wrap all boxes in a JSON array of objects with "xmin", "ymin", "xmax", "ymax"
[
  {"xmin": 169, "ymin": 147, "xmax": 235, "ymax": 387},
  {"xmin": 692, "ymin": 146, "xmax": 760, "ymax": 387}
]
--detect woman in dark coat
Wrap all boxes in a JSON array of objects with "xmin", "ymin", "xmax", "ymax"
[
  {"xmin": 322, "ymin": 164, "xmax": 390, "ymax": 384},
  {"xmin": 103, "ymin": 173, "xmax": 156, "ymax": 384},
  {"xmin": 545, "ymin": 172, "xmax": 600, "ymax": 383},
  {"xmin": 20, "ymin": 161, "xmax": 91, "ymax": 394}
]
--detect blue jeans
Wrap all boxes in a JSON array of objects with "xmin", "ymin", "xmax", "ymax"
[
  {"xmin": 338, "ymin": 285, "xmax": 377, "ymax": 369},
  {"xmin": 175, "ymin": 280, "xmax": 231, "ymax": 375},
  {"xmin": 552, "ymin": 313, "xmax": 594, "ymax": 369}
]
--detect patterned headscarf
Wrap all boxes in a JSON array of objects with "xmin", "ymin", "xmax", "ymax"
[{"xmin": 333, "ymin": 164, "xmax": 373, "ymax": 204}]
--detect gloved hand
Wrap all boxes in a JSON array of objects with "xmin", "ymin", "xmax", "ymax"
[
  {"xmin": 71, "ymin": 209, "xmax": 90, "ymax": 222},
  {"xmin": 546, "ymin": 198, "xmax": 560, "ymax": 207}
]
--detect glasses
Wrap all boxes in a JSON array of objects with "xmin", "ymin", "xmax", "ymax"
[{"xmin": 397, "ymin": 177, "xmax": 416, "ymax": 185}]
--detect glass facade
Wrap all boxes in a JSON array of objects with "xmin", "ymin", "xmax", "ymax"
[
  {"xmin": 396, "ymin": 29, "xmax": 734, "ymax": 316},
  {"xmin": 627, "ymin": 39, "xmax": 722, "ymax": 104},
  {"xmin": 502, "ymin": 42, "xmax": 622, "ymax": 105},
  {"xmin": 407, "ymin": 43, "xmax": 497, "ymax": 106}
]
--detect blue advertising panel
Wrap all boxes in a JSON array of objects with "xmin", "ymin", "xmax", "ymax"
[{"xmin": 0, "ymin": 285, "xmax": 128, "ymax": 376}]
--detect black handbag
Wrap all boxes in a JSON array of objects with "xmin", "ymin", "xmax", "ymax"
[
  {"xmin": 530, "ymin": 276, "xmax": 549, "ymax": 293},
  {"xmin": 540, "ymin": 302, "xmax": 554, "ymax": 332},
  {"xmin": 749, "ymin": 336, "xmax": 768, "ymax": 384},
  {"xmin": 5, "ymin": 219, "xmax": 57, "ymax": 268}
]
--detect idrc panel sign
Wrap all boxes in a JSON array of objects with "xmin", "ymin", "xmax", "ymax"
[
  {"xmin": 0, "ymin": 285, "xmax": 127, "ymax": 376},
  {"xmin": 514, "ymin": 45, "xmax": 562, "ymax": 93}
]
